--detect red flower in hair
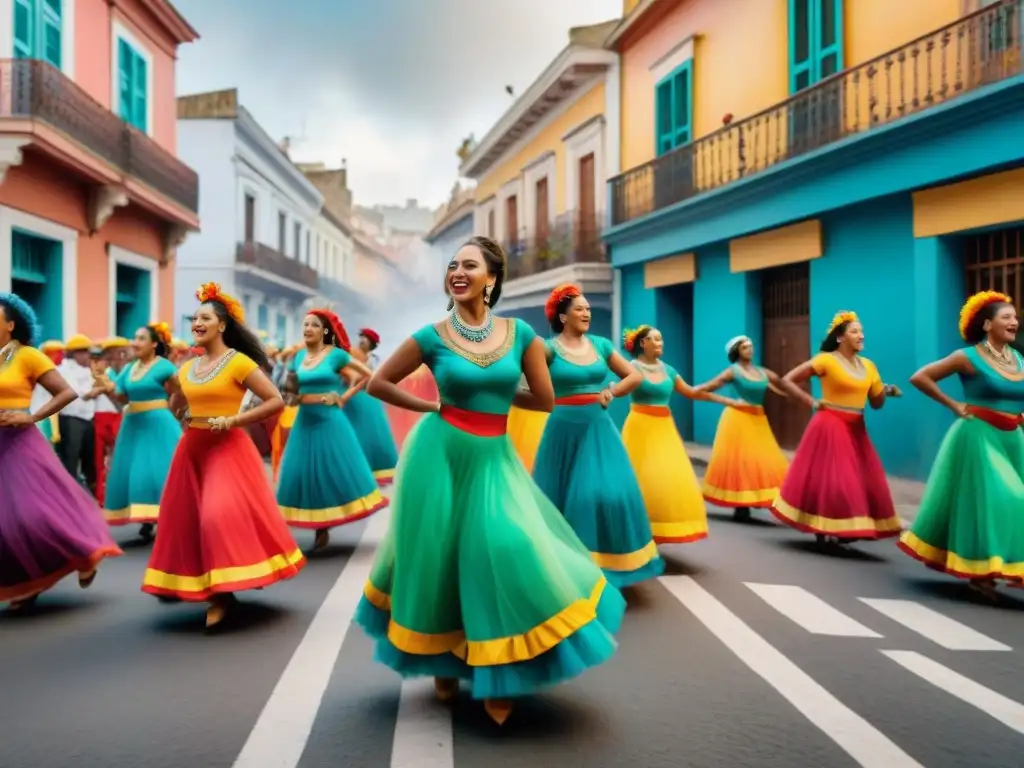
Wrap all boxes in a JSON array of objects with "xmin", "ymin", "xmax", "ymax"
[
  {"xmin": 311, "ymin": 309, "xmax": 351, "ymax": 352},
  {"xmin": 544, "ymin": 283, "xmax": 582, "ymax": 322},
  {"xmin": 359, "ymin": 327, "xmax": 380, "ymax": 346}
]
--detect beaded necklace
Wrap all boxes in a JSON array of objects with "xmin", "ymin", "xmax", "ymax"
[{"xmin": 449, "ymin": 309, "xmax": 493, "ymax": 343}]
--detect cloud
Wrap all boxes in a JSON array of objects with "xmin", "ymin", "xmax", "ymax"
[{"xmin": 172, "ymin": 0, "xmax": 622, "ymax": 209}]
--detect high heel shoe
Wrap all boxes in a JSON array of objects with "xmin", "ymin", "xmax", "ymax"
[
  {"xmin": 205, "ymin": 594, "xmax": 236, "ymax": 629},
  {"xmin": 313, "ymin": 529, "xmax": 330, "ymax": 552},
  {"xmin": 78, "ymin": 569, "xmax": 97, "ymax": 589},
  {"xmin": 434, "ymin": 677, "xmax": 458, "ymax": 702},
  {"xmin": 483, "ymin": 699, "xmax": 512, "ymax": 725}
]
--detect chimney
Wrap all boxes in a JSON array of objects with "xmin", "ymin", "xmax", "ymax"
[{"xmin": 340, "ymin": 158, "xmax": 347, "ymax": 189}]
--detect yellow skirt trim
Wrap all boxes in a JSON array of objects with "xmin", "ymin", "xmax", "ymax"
[
  {"xmin": 702, "ymin": 481, "xmax": 778, "ymax": 506},
  {"xmin": 142, "ymin": 548, "xmax": 305, "ymax": 593},
  {"xmin": 772, "ymin": 496, "xmax": 903, "ymax": 533},
  {"xmin": 104, "ymin": 503, "xmax": 160, "ymax": 523},
  {"xmin": 362, "ymin": 577, "xmax": 608, "ymax": 667},
  {"xmin": 650, "ymin": 520, "xmax": 708, "ymax": 541},
  {"xmin": 591, "ymin": 540, "xmax": 659, "ymax": 571},
  {"xmin": 374, "ymin": 468, "xmax": 396, "ymax": 482},
  {"xmin": 279, "ymin": 489, "xmax": 384, "ymax": 524},
  {"xmin": 899, "ymin": 531, "xmax": 1024, "ymax": 577}
]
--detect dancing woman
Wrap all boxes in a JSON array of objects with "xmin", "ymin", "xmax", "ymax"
[
  {"xmin": 899, "ymin": 291, "xmax": 1024, "ymax": 599},
  {"xmin": 277, "ymin": 309, "xmax": 386, "ymax": 551},
  {"xmin": 102, "ymin": 322, "xmax": 183, "ymax": 541},
  {"xmin": 0, "ymin": 293, "xmax": 122, "ymax": 610},
  {"xmin": 772, "ymin": 311, "xmax": 902, "ymax": 545},
  {"xmin": 695, "ymin": 335, "xmax": 790, "ymax": 522},
  {"xmin": 344, "ymin": 339, "xmax": 400, "ymax": 485},
  {"xmin": 532, "ymin": 284, "xmax": 663, "ymax": 587},
  {"xmin": 620, "ymin": 325, "xmax": 741, "ymax": 543},
  {"xmin": 142, "ymin": 283, "xmax": 305, "ymax": 630},
  {"xmin": 354, "ymin": 238, "xmax": 625, "ymax": 725}
]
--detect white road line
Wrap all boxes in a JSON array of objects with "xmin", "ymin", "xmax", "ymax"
[
  {"xmin": 859, "ymin": 599, "xmax": 1011, "ymax": 652},
  {"xmin": 390, "ymin": 679, "xmax": 455, "ymax": 768},
  {"xmin": 662, "ymin": 576, "xmax": 922, "ymax": 768},
  {"xmin": 883, "ymin": 651, "xmax": 1024, "ymax": 734},
  {"xmin": 745, "ymin": 582, "xmax": 882, "ymax": 638},
  {"xmin": 232, "ymin": 509, "xmax": 392, "ymax": 768}
]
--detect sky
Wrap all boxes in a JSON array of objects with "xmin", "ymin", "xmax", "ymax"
[{"xmin": 172, "ymin": 0, "xmax": 622, "ymax": 212}]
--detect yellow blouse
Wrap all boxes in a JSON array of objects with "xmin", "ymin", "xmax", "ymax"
[
  {"xmin": 811, "ymin": 353, "xmax": 884, "ymax": 410},
  {"xmin": 0, "ymin": 346, "xmax": 56, "ymax": 409},
  {"xmin": 179, "ymin": 351, "xmax": 259, "ymax": 418}
]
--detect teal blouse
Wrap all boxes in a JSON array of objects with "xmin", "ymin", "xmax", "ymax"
[
  {"xmin": 730, "ymin": 365, "xmax": 769, "ymax": 406},
  {"xmin": 115, "ymin": 357, "xmax": 177, "ymax": 402},
  {"xmin": 412, "ymin": 318, "xmax": 536, "ymax": 415},
  {"xmin": 546, "ymin": 335, "xmax": 615, "ymax": 398},
  {"xmin": 629, "ymin": 362, "xmax": 679, "ymax": 407},
  {"xmin": 960, "ymin": 346, "xmax": 1024, "ymax": 414},
  {"xmin": 290, "ymin": 347, "xmax": 350, "ymax": 395}
]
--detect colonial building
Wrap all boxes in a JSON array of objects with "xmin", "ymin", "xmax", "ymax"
[
  {"xmin": 459, "ymin": 20, "xmax": 621, "ymax": 336},
  {"xmin": 0, "ymin": 0, "xmax": 200, "ymax": 341},
  {"xmin": 424, "ymin": 181, "xmax": 475, "ymax": 259},
  {"xmin": 174, "ymin": 88, "xmax": 325, "ymax": 346},
  {"xmin": 604, "ymin": 0, "xmax": 1024, "ymax": 479}
]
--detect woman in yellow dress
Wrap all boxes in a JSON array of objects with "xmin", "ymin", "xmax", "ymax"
[
  {"xmin": 695, "ymin": 335, "xmax": 790, "ymax": 522},
  {"xmin": 507, "ymin": 375, "xmax": 549, "ymax": 472},
  {"xmin": 620, "ymin": 325, "xmax": 742, "ymax": 544}
]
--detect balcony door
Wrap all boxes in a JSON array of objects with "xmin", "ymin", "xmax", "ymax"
[
  {"xmin": 13, "ymin": 0, "xmax": 62, "ymax": 69},
  {"xmin": 578, "ymin": 153, "xmax": 596, "ymax": 235},
  {"xmin": 505, "ymin": 195, "xmax": 518, "ymax": 248},
  {"xmin": 788, "ymin": 0, "xmax": 845, "ymax": 155},
  {"xmin": 11, "ymin": 229, "xmax": 62, "ymax": 340},
  {"xmin": 534, "ymin": 178, "xmax": 549, "ymax": 245}
]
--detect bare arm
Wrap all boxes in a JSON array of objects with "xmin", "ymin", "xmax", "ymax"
[
  {"xmin": 607, "ymin": 352, "xmax": 643, "ymax": 397},
  {"xmin": 763, "ymin": 368, "xmax": 789, "ymax": 397},
  {"xmin": 281, "ymin": 371, "xmax": 299, "ymax": 405},
  {"xmin": 232, "ymin": 369, "xmax": 284, "ymax": 427},
  {"xmin": 675, "ymin": 374, "xmax": 739, "ymax": 406},
  {"xmin": 514, "ymin": 338, "xmax": 555, "ymax": 412},
  {"xmin": 366, "ymin": 337, "xmax": 438, "ymax": 413},
  {"xmin": 693, "ymin": 367, "xmax": 734, "ymax": 393},
  {"xmin": 909, "ymin": 350, "xmax": 971, "ymax": 418},
  {"xmin": 780, "ymin": 360, "xmax": 818, "ymax": 410}
]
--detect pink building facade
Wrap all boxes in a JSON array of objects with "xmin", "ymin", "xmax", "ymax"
[{"xmin": 0, "ymin": 0, "xmax": 199, "ymax": 341}]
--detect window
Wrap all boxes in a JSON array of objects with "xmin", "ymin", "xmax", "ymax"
[
  {"xmin": 487, "ymin": 209, "xmax": 495, "ymax": 239},
  {"xmin": 534, "ymin": 178, "xmax": 549, "ymax": 243},
  {"xmin": 293, "ymin": 222, "xmax": 301, "ymax": 260},
  {"xmin": 655, "ymin": 60, "xmax": 692, "ymax": 156},
  {"xmin": 305, "ymin": 230, "xmax": 311, "ymax": 266},
  {"xmin": 13, "ymin": 0, "xmax": 62, "ymax": 69},
  {"xmin": 278, "ymin": 212, "xmax": 287, "ymax": 252},
  {"xmin": 244, "ymin": 193, "xmax": 255, "ymax": 243},
  {"xmin": 505, "ymin": 196, "xmax": 518, "ymax": 244},
  {"xmin": 788, "ymin": 0, "xmax": 843, "ymax": 93},
  {"xmin": 117, "ymin": 37, "xmax": 148, "ymax": 132}
]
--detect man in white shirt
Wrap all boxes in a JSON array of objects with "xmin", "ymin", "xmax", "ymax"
[
  {"xmin": 57, "ymin": 334, "xmax": 98, "ymax": 492},
  {"xmin": 92, "ymin": 338, "xmax": 130, "ymax": 506}
]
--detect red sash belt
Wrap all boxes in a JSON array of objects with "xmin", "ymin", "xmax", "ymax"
[
  {"xmin": 817, "ymin": 405, "xmax": 865, "ymax": 424},
  {"xmin": 439, "ymin": 405, "xmax": 508, "ymax": 437},
  {"xmin": 966, "ymin": 405, "xmax": 1024, "ymax": 431},
  {"xmin": 555, "ymin": 393, "xmax": 602, "ymax": 406},
  {"xmin": 631, "ymin": 404, "xmax": 670, "ymax": 417}
]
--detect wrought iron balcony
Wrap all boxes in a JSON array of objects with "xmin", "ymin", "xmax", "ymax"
[
  {"xmin": 506, "ymin": 212, "xmax": 608, "ymax": 280},
  {"xmin": 0, "ymin": 58, "xmax": 199, "ymax": 213},
  {"xmin": 609, "ymin": 0, "xmax": 1023, "ymax": 227},
  {"xmin": 236, "ymin": 241, "xmax": 319, "ymax": 289}
]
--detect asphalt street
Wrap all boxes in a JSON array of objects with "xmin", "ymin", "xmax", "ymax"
[{"xmin": 2, "ymin": 474, "xmax": 1023, "ymax": 768}]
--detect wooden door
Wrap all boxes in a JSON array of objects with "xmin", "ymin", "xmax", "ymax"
[
  {"xmin": 535, "ymin": 178, "xmax": 549, "ymax": 244},
  {"xmin": 505, "ymin": 195, "xmax": 518, "ymax": 246},
  {"xmin": 487, "ymin": 209, "xmax": 495, "ymax": 239},
  {"xmin": 578, "ymin": 153, "xmax": 596, "ymax": 233},
  {"xmin": 761, "ymin": 262, "xmax": 811, "ymax": 450}
]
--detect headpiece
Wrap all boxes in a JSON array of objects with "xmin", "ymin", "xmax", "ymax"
[
  {"xmin": 0, "ymin": 291, "xmax": 41, "ymax": 347},
  {"xmin": 309, "ymin": 308, "xmax": 351, "ymax": 352},
  {"xmin": 725, "ymin": 335, "xmax": 751, "ymax": 357},
  {"xmin": 544, "ymin": 283, "xmax": 582, "ymax": 322},
  {"xmin": 959, "ymin": 291, "xmax": 1012, "ymax": 341},
  {"xmin": 622, "ymin": 325, "xmax": 651, "ymax": 354},
  {"xmin": 170, "ymin": 338, "xmax": 189, "ymax": 350},
  {"xmin": 359, "ymin": 327, "xmax": 380, "ymax": 346},
  {"xmin": 65, "ymin": 333, "xmax": 92, "ymax": 352},
  {"xmin": 147, "ymin": 321, "xmax": 173, "ymax": 347},
  {"xmin": 100, "ymin": 337, "xmax": 131, "ymax": 350},
  {"xmin": 826, "ymin": 310, "xmax": 859, "ymax": 337},
  {"xmin": 195, "ymin": 282, "xmax": 245, "ymax": 324},
  {"xmin": 40, "ymin": 340, "xmax": 64, "ymax": 353}
]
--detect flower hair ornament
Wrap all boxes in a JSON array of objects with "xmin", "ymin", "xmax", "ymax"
[
  {"xmin": 959, "ymin": 290, "xmax": 1012, "ymax": 341},
  {"xmin": 195, "ymin": 282, "xmax": 245, "ymax": 324},
  {"xmin": 544, "ymin": 283, "xmax": 582, "ymax": 322},
  {"xmin": 725, "ymin": 335, "xmax": 751, "ymax": 356},
  {"xmin": 310, "ymin": 308, "xmax": 351, "ymax": 351},
  {"xmin": 622, "ymin": 325, "xmax": 651, "ymax": 354},
  {"xmin": 826, "ymin": 310, "xmax": 859, "ymax": 337},
  {"xmin": 359, "ymin": 327, "xmax": 380, "ymax": 347},
  {"xmin": 148, "ymin": 321, "xmax": 173, "ymax": 346}
]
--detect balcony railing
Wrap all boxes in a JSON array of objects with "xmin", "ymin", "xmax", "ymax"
[
  {"xmin": 505, "ymin": 212, "xmax": 608, "ymax": 280},
  {"xmin": 609, "ymin": 0, "xmax": 1023, "ymax": 227},
  {"xmin": 236, "ymin": 241, "xmax": 319, "ymax": 289},
  {"xmin": 0, "ymin": 58, "xmax": 199, "ymax": 213}
]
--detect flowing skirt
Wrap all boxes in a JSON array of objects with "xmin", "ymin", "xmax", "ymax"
[
  {"xmin": 346, "ymin": 390, "xmax": 399, "ymax": 485},
  {"xmin": 141, "ymin": 427, "xmax": 306, "ymax": 601},
  {"xmin": 37, "ymin": 414, "xmax": 59, "ymax": 444},
  {"xmin": 771, "ymin": 408, "xmax": 900, "ymax": 540},
  {"xmin": 385, "ymin": 365, "xmax": 438, "ymax": 450},
  {"xmin": 622, "ymin": 405, "xmax": 708, "ymax": 543},
  {"xmin": 0, "ymin": 426, "xmax": 122, "ymax": 602},
  {"xmin": 534, "ymin": 403, "xmax": 663, "ymax": 587},
  {"xmin": 354, "ymin": 407, "xmax": 625, "ymax": 700},
  {"xmin": 899, "ymin": 413, "xmax": 1024, "ymax": 583},
  {"xmin": 105, "ymin": 407, "xmax": 182, "ymax": 525},
  {"xmin": 277, "ymin": 404, "xmax": 387, "ymax": 529},
  {"xmin": 507, "ymin": 405, "xmax": 549, "ymax": 473},
  {"xmin": 702, "ymin": 405, "xmax": 789, "ymax": 508},
  {"xmin": 271, "ymin": 405, "xmax": 298, "ymax": 482}
]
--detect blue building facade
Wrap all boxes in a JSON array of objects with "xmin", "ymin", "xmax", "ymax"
[{"xmin": 606, "ymin": 8, "xmax": 1024, "ymax": 480}]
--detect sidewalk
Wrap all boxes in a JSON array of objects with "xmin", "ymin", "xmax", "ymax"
[{"xmin": 685, "ymin": 442, "xmax": 925, "ymax": 523}]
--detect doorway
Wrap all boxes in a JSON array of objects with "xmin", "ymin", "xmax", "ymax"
[
  {"xmin": 11, "ymin": 229, "xmax": 63, "ymax": 341},
  {"xmin": 115, "ymin": 263, "xmax": 152, "ymax": 338},
  {"xmin": 761, "ymin": 262, "xmax": 811, "ymax": 449},
  {"xmin": 659, "ymin": 281, "xmax": 695, "ymax": 440}
]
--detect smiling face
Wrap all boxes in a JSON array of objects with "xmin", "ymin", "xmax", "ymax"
[
  {"xmin": 191, "ymin": 302, "xmax": 225, "ymax": 346},
  {"xmin": 641, "ymin": 328, "xmax": 664, "ymax": 358},
  {"xmin": 303, "ymin": 313, "xmax": 326, "ymax": 345},
  {"xmin": 560, "ymin": 295, "xmax": 591, "ymax": 334},
  {"xmin": 838, "ymin": 321, "xmax": 865, "ymax": 352},
  {"xmin": 447, "ymin": 244, "xmax": 493, "ymax": 306},
  {"xmin": 985, "ymin": 303, "xmax": 1019, "ymax": 344}
]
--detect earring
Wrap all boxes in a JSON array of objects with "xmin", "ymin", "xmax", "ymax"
[{"xmin": 484, "ymin": 285, "xmax": 493, "ymax": 305}]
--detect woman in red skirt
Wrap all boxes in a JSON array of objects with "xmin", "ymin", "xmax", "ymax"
[
  {"xmin": 143, "ymin": 282, "xmax": 305, "ymax": 630},
  {"xmin": 772, "ymin": 311, "xmax": 903, "ymax": 546}
]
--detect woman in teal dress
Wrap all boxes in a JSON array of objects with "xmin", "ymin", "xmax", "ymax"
[
  {"xmin": 277, "ymin": 309, "xmax": 386, "ymax": 552},
  {"xmin": 531, "ymin": 284, "xmax": 663, "ymax": 588},
  {"xmin": 354, "ymin": 237, "xmax": 625, "ymax": 726},
  {"xmin": 899, "ymin": 291, "xmax": 1024, "ymax": 600},
  {"xmin": 102, "ymin": 322, "xmax": 182, "ymax": 540},
  {"xmin": 344, "ymin": 356, "xmax": 399, "ymax": 485}
]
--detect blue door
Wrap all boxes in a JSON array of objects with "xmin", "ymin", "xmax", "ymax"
[
  {"xmin": 257, "ymin": 303, "xmax": 269, "ymax": 332},
  {"xmin": 115, "ymin": 263, "xmax": 151, "ymax": 338},
  {"xmin": 275, "ymin": 313, "xmax": 287, "ymax": 347},
  {"xmin": 11, "ymin": 229, "xmax": 62, "ymax": 341}
]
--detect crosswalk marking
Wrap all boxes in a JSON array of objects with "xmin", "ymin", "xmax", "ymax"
[
  {"xmin": 662, "ymin": 576, "xmax": 923, "ymax": 767},
  {"xmin": 860, "ymin": 598, "xmax": 1011, "ymax": 652},
  {"xmin": 390, "ymin": 680, "xmax": 454, "ymax": 768},
  {"xmin": 745, "ymin": 583, "xmax": 882, "ymax": 638},
  {"xmin": 882, "ymin": 651, "xmax": 1024, "ymax": 735}
]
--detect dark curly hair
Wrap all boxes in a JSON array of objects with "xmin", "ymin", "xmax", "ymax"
[
  {"xmin": 964, "ymin": 300, "xmax": 1014, "ymax": 344},
  {"xmin": 628, "ymin": 326, "xmax": 654, "ymax": 357},
  {"xmin": 446, "ymin": 236, "xmax": 507, "ymax": 311},
  {"xmin": 199, "ymin": 301, "xmax": 272, "ymax": 372},
  {"xmin": 0, "ymin": 292, "xmax": 40, "ymax": 347},
  {"xmin": 143, "ymin": 326, "xmax": 169, "ymax": 358}
]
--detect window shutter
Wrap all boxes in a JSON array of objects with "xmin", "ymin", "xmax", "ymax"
[
  {"xmin": 13, "ymin": 0, "xmax": 35, "ymax": 59},
  {"xmin": 40, "ymin": 0, "xmax": 61, "ymax": 68},
  {"xmin": 118, "ymin": 39, "xmax": 133, "ymax": 123},
  {"xmin": 132, "ymin": 51, "xmax": 148, "ymax": 132}
]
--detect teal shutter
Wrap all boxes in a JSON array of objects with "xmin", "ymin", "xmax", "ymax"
[
  {"xmin": 118, "ymin": 39, "xmax": 133, "ymax": 123},
  {"xmin": 40, "ymin": 0, "xmax": 61, "ymax": 68},
  {"xmin": 788, "ymin": 0, "xmax": 844, "ymax": 92},
  {"xmin": 132, "ymin": 52, "xmax": 148, "ymax": 132},
  {"xmin": 117, "ymin": 39, "xmax": 149, "ymax": 132},
  {"xmin": 13, "ymin": 0, "xmax": 35, "ymax": 59},
  {"xmin": 654, "ymin": 61, "xmax": 693, "ymax": 156},
  {"xmin": 258, "ymin": 304, "xmax": 269, "ymax": 332}
]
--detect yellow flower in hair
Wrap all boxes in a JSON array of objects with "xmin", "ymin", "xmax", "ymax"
[
  {"xmin": 195, "ymin": 282, "xmax": 246, "ymax": 324},
  {"xmin": 826, "ymin": 311, "xmax": 858, "ymax": 336},
  {"xmin": 959, "ymin": 291, "xmax": 1012, "ymax": 341},
  {"xmin": 148, "ymin": 321, "xmax": 173, "ymax": 346},
  {"xmin": 622, "ymin": 325, "xmax": 651, "ymax": 354}
]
